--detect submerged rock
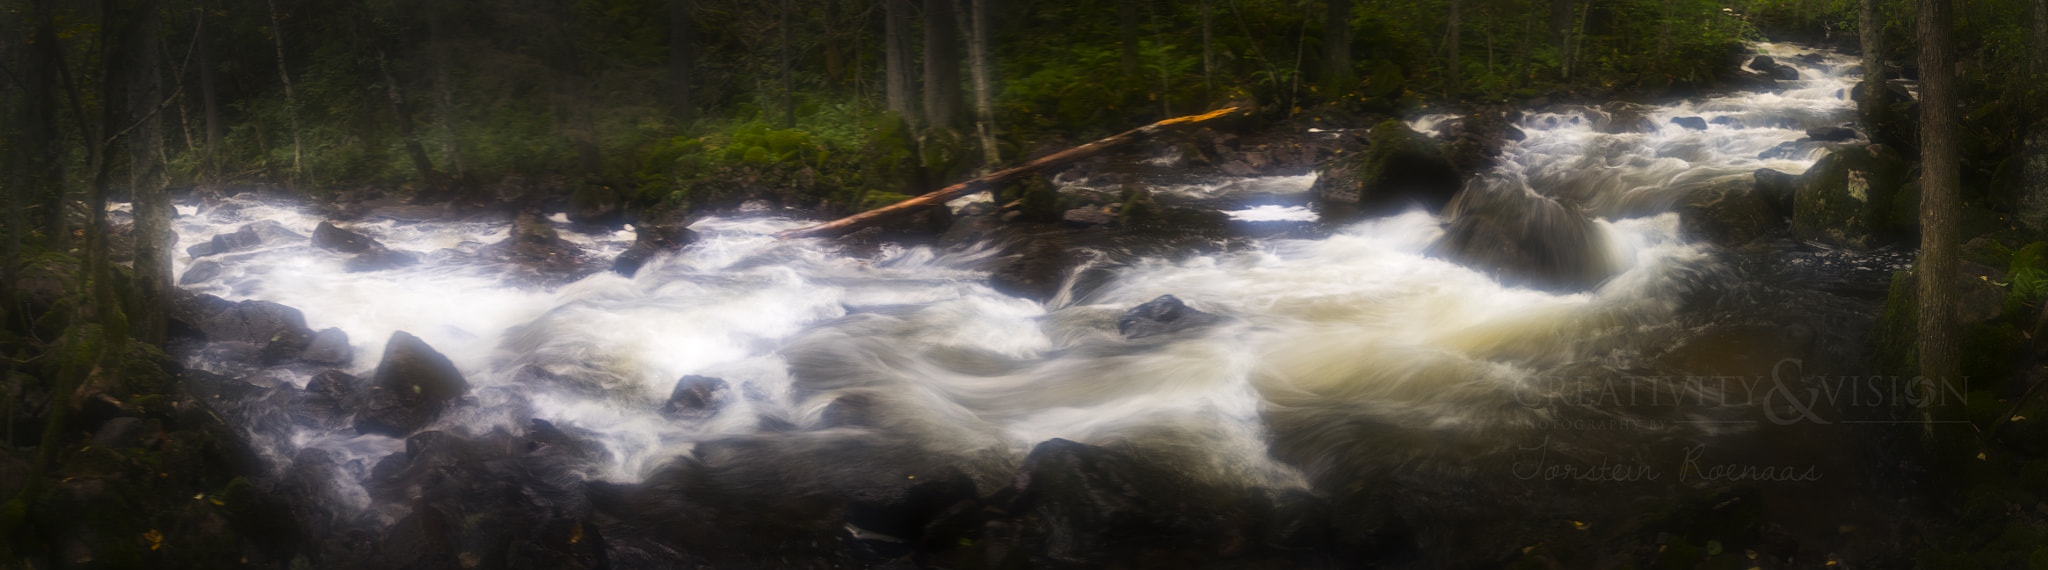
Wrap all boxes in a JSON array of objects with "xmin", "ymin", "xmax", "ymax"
[
  {"xmin": 1749, "ymin": 55, "xmax": 1799, "ymax": 80},
  {"xmin": 989, "ymin": 234, "xmax": 1072, "ymax": 303},
  {"xmin": 343, "ymin": 248, "xmax": 421, "ymax": 273},
  {"xmin": 311, "ymin": 221, "xmax": 379, "ymax": 253},
  {"xmin": 487, "ymin": 211, "xmax": 596, "ymax": 282},
  {"xmin": 1428, "ymin": 186, "xmax": 1614, "ymax": 291},
  {"xmin": 1117, "ymin": 295, "xmax": 1224, "ymax": 339},
  {"xmin": 661, "ymin": 375, "xmax": 729, "ymax": 419},
  {"xmin": 180, "ymin": 259, "xmax": 224, "ymax": 285},
  {"xmin": 1670, "ymin": 116, "xmax": 1709, "ymax": 131},
  {"xmin": 567, "ymin": 183, "xmax": 624, "ymax": 226},
  {"xmin": 353, "ymin": 331, "xmax": 469, "ymax": 437},
  {"xmin": 1806, "ymin": 125, "xmax": 1858, "ymax": 142},
  {"xmin": 1595, "ymin": 101, "xmax": 1661, "ymax": 134},
  {"xmin": 611, "ymin": 212, "xmax": 698, "ymax": 277},
  {"xmin": 171, "ymin": 294, "xmax": 315, "ymax": 365}
]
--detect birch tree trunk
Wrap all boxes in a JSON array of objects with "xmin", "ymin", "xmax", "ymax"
[
  {"xmin": 961, "ymin": 0, "xmax": 1001, "ymax": 168},
  {"xmin": 129, "ymin": 0, "xmax": 172, "ymax": 345}
]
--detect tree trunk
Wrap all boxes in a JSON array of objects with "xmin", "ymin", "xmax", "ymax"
[
  {"xmin": 923, "ymin": 0, "xmax": 963, "ymax": 130},
  {"xmin": 266, "ymin": 0, "xmax": 305, "ymax": 186},
  {"xmin": 198, "ymin": 6, "xmax": 222, "ymax": 178},
  {"xmin": 1323, "ymin": 0, "xmax": 1352, "ymax": 96},
  {"xmin": 376, "ymin": 46, "xmax": 441, "ymax": 187},
  {"xmin": 782, "ymin": 0, "xmax": 797, "ymax": 128},
  {"xmin": 129, "ymin": 0, "xmax": 172, "ymax": 345},
  {"xmin": 961, "ymin": 0, "xmax": 1000, "ymax": 168},
  {"xmin": 1550, "ymin": 0, "xmax": 1573, "ymax": 69},
  {"xmin": 30, "ymin": 1, "xmax": 69, "ymax": 255},
  {"xmin": 775, "ymin": 106, "xmax": 1245, "ymax": 239},
  {"xmin": 2020, "ymin": 0, "xmax": 2048, "ymax": 232},
  {"xmin": 1916, "ymin": 0, "xmax": 1960, "ymax": 392},
  {"xmin": 1859, "ymin": 0, "xmax": 1882, "ymax": 78},
  {"xmin": 429, "ymin": 12, "xmax": 469, "ymax": 181},
  {"xmin": 885, "ymin": 0, "xmax": 917, "ymax": 127},
  {"xmin": 670, "ymin": 0, "xmax": 695, "ymax": 124},
  {"xmin": 1447, "ymin": 0, "xmax": 1461, "ymax": 95},
  {"xmin": 6, "ymin": 0, "xmax": 65, "ymax": 326},
  {"xmin": 1202, "ymin": 0, "xmax": 1214, "ymax": 101},
  {"xmin": 1120, "ymin": 0, "xmax": 1139, "ymax": 78}
]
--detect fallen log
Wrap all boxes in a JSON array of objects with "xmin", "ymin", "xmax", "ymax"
[{"xmin": 774, "ymin": 106, "xmax": 1246, "ymax": 239}]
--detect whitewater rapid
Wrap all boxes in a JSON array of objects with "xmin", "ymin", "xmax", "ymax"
[{"xmin": 168, "ymin": 42, "xmax": 1865, "ymax": 503}]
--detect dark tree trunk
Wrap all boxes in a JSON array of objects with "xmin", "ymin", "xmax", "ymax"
[
  {"xmin": 885, "ymin": 0, "xmax": 917, "ymax": 127},
  {"xmin": 376, "ymin": 45, "xmax": 442, "ymax": 188},
  {"xmin": 1916, "ymin": 0, "xmax": 1960, "ymax": 388},
  {"xmin": 923, "ymin": 0, "xmax": 963, "ymax": 130},
  {"xmin": 197, "ymin": 5, "xmax": 222, "ymax": 177},
  {"xmin": 2021, "ymin": 0, "xmax": 2048, "ymax": 232},
  {"xmin": 30, "ymin": 1, "xmax": 69, "ymax": 254},
  {"xmin": 670, "ymin": 0, "xmax": 695, "ymax": 124},
  {"xmin": 1120, "ymin": 0, "xmax": 1139, "ymax": 77},
  {"xmin": 129, "ymin": 0, "xmax": 172, "ymax": 345},
  {"xmin": 6, "ymin": 0, "xmax": 65, "ymax": 326},
  {"xmin": 1323, "ymin": 0, "xmax": 1352, "ymax": 95},
  {"xmin": 1860, "ymin": 0, "xmax": 1882, "ymax": 79}
]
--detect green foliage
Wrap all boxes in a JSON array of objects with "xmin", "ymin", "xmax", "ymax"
[{"xmin": 2009, "ymin": 242, "xmax": 2048, "ymax": 307}]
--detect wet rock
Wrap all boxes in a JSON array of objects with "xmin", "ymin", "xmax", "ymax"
[
  {"xmin": 1758, "ymin": 140, "xmax": 1811, "ymax": 160},
  {"xmin": 1725, "ymin": 69, "xmax": 1780, "ymax": 91},
  {"xmin": 1749, "ymin": 55, "xmax": 1799, "ymax": 80},
  {"xmin": 567, "ymin": 184, "xmax": 624, "ymax": 226},
  {"xmin": 1679, "ymin": 179, "xmax": 1784, "ymax": 246},
  {"xmin": 1806, "ymin": 126, "xmax": 1858, "ymax": 142},
  {"xmin": 293, "ymin": 370, "xmax": 362, "ymax": 429},
  {"xmin": 299, "ymin": 328, "xmax": 353, "ymax": 365},
  {"xmin": 1437, "ymin": 108, "xmax": 1524, "ymax": 176},
  {"xmin": 179, "ymin": 259, "xmax": 224, "ymax": 285},
  {"xmin": 353, "ymin": 331, "xmax": 469, "ymax": 437},
  {"xmin": 1428, "ymin": 186, "xmax": 1614, "ymax": 291},
  {"xmin": 1062, "ymin": 207, "xmax": 1116, "ymax": 226},
  {"xmin": 662, "ymin": 375, "xmax": 729, "ymax": 419},
  {"xmin": 311, "ymin": 221, "xmax": 380, "ymax": 253},
  {"xmin": 612, "ymin": 212, "xmax": 699, "ymax": 277},
  {"xmin": 90, "ymin": 417, "xmax": 150, "ymax": 449},
  {"xmin": 343, "ymin": 247, "xmax": 421, "ymax": 272},
  {"xmin": 1671, "ymin": 116, "xmax": 1709, "ymax": 131},
  {"xmin": 1314, "ymin": 120, "xmax": 1463, "ymax": 218},
  {"xmin": 172, "ymin": 294, "xmax": 315, "ymax": 365},
  {"xmin": 366, "ymin": 427, "xmax": 611, "ymax": 569},
  {"xmin": 1117, "ymin": 295, "xmax": 1224, "ymax": 339},
  {"xmin": 989, "ymin": 234, "xmax": 1072, "ymax": 303},
  {"xmin": 1854, "ymin": 78, "xmax": 1919, "ymax": 153},
  {"xmin": 1595, "ymin": 101, "xmax": 1661, "ymax": 134},
  {"xmin": 1752, "ymin": 168, "xmax": 1801, "ymax": 215},
  {"xmin": 1004, "ymin": 438, "xmax": 1304, "ymax": 563},
  {"xmin": 1793, "ymin": 144, "xmax": 1911, "ymax": 249},
  {"xmin": 1709, "ymin": 116, "xmax": 1740, "ymax": 126}
]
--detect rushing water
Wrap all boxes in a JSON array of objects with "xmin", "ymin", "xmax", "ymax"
[{"xmin": 168, "ymin": 43, "xmax": 1908, "ymax": 558}]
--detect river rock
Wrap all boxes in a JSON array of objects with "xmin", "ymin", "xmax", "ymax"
[
  {"xmin": 1753, "ymin": 168, "xmax": 1801, "ymax": 215},
  {"xmin": 172, "ymin": 294, "xmax": 315, "ymax": 365},
  {"xmin": 1428, "ymin": 186, "xmax": 1614, "ymax": 291},
  {"xmin": 1595, "ymin": 101, "xmax": 1661, "ymax": 134},
  {"xmin": 292, "ymin": 370, "xmax": 361, "ymax": 430},
  {"xmin": 311, "ymin": 221, "xmax": 379, "ymax": 253},
  {"xmin": 179, "ymin": 259, "xmax": 224, "ymax": 284},
  {"xmin": 488, "ymin": 211, "xmax": 596, "ymax": 281},
  {"xmin": 343, "ymin": 247, "xmax": 421, "ymax": 272},
  {"xmin": 353, "ymin": 331, "xmax": 469, "ymax": 437},
  {"xmin": 661, "ymin": 375, "xmax": 729, "ymax": 419},
  {"xmin": 299, "ymin": 328, "xmax": 353, "ymax": 365},
  {"xmin": 1793, "ymin": 144, "xmax": 1911, "ymax": 249},
  {"xmin": 1749, "ymin": 55, "xmax": 1799, "ymax": 80},
  {"xmin": 1671, "ymin": 116, "xmax": 1709, "ymax": 131},
  {"xmin": 1117, "ymin": 295, "xmax": 1224, "ymax": 339},
  {"xmin": 1854, "ymin": 78, "xmax": 1919, "ymax": 153},
  {"xmin": 1062, "ymin": 207, "xmax": 1116, "ymax": 226},
  {"xmin": 90, "ymin": 417, "xmax": 150, "ymax": 449},
  {"xmin": 567, "ymin": 183, "xmax": 624, "ymax": 226},
  {"xmin": 612, "ymin": 213, "xmax": 700, "ymax": 277},
  {"xmin": 990, "ymin": 234, "xmax": 1071, "ymax": 303},
  {"xmin": 1806, "ymin": 126, "xmax": 1858, "ymax": 142},
  {"xmin": 1678, "ymin": 179, "xmax": 1784, "ymax": 246},
  {"xmin": 1314, "ymin": 120, "xmax": 1463, "ymax": 218},
  {"xmin": 1439, "ymin": 107, "xmax": 1525, "ymax": 175}
]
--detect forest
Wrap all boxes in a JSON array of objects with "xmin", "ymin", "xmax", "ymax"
[{"xmin": 3, "ymin": 0, "xmax": 2048, "ymax": 566}]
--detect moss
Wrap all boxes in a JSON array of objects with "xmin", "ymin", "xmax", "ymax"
[
  {"xmin": 1875, "ymin": 271, "xmax": 1919, "ymax": 377},
  {"xmin": 1116, "ymin": 186, "xmax": 1160, "ymax": 227},
  {"xmin": 1793, "ymin": 145, "xmax": 1910, "ymax": 249}
]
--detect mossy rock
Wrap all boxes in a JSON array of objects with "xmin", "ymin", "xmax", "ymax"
[
  {"xmin": 1793, "ymin": 145, "xmax": 1910, "ymax": 249},
  {"xmin": 1678, "ymin": 178, "xmax": 1783, "ymax": 246},
  {"xmin": 1316, "ymin": 120, "xmax": 1462, "ymax": 218},
  {"xmin": 1116, "ymin": 186, "xmax": 1160, "ymax": 227}
]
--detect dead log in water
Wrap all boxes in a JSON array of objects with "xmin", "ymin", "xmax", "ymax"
[{"xmin": 773, "ymin": 106, "xmax": 1247, "ymax": 239}]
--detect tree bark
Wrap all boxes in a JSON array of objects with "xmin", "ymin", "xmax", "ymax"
[
  {"xmin": 885, "ymin": 0, "xmax": 918, "ymax": 127},
  {"xmin": 2020, "ymin": 0, "xmax": 2048, "ymax": 232},
  {"xmin": 1550, "ymin": 0, "xmax": 1573, "ymax": 69},
  {"xmin": 197, "ymin": 5, "xmax": 222, "ymax": 178},
  {"xmin": 30, "ymin": 0, "xmax": 69, "ymax": 255},
  {"xmin": 670, "ymin": 0, "xmax": 695, "ymax": 124},
  {"xmin": 1916, "ymin": 0, "xmax": 1960, "ymax": 390},
  {"xmin": 129, "ymin": 0, "xmax": 172, "ymax": 345},
  {"xmin": 1859, "ymin": 0, "xmax": 1882, "ymax": 79},
  {"xmin": 376, "ymin": 45, "xmax": 441, "ymax": 187},
  {"xmin": 1323, "ymin": 0, "xmax": 1352, "ymax": 96},
  {"xmin": 774, "ymin": 106, "xmax": 1245, "ymax": 239},
  {"xmin": 1447, "ymin": 0, "xmax": 1461, "ymax": 95},
  {"xmin": 961, "ymin": 0, "xmax": 1000, "ymax": 168},
  {"xmin": 5, "ymin": 0, "xmax": 65, "ymax": 326},
  {"xmin": 1120, "ymin": 0, "xmax": 1140, "ymax": 78},
  {"xmin": 923, "ymin": 0, "xmax": 963, "ymax": 130},
  {"xmin": 266, "ymin": 0, "xmax": 305, "ymax": 186}
]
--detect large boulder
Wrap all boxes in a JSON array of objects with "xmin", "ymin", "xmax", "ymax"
[
  {"xmin": 1749, "ymin": 55, "xmax": 1799, "ymax": 81},
  {"xmin": 1313, "ymin": 120, "xmax": 1463, "ymax": 218},
  {"xmin": 1117, "ymin": 295, "xmax": 1224, "ymax": 339},
  {"xmin": 567, "ymin": 184, "xmax": 624, "ymax": 226},
  {"xmin": 299, "ymin": 327, "xmax": 353, "ymax": 365},
  {"xmin": 612, "ymin": 212, "xmax": 700, "ymax": 277},
  {"xmin": 1752, "ymin": 168, "xmax": 1801, "ymax": 215},
  {"xmin": 171, "ymin": 294, "xmax": 315, "ymax": 365},
  {"xmin": 311, "ymin": 221, "xmax": 378, "ymax": 254},
  {"xmin": 1678, "ymin": 179, "xmax": 1785, "ymax": 246},
  {"xmin": 1594, "ymin": 101, "xmax": 1660, "ymax": 134},
  {"xmin": 1427, "ymin": 186, "xmax": 1614, "ymax": 291},
  {"xmin": 989, "ymin": 234, "xmax": 1072, "ymax": 303},
  {"xmin": 661, "ymin": 375, "xmax": 730, "ymax": 419},
  {"xmin": 1792, "ymin": 144, "xmax": 1911, "ymax": 249},
  {"xmin": 353, "ymin": 331, "xmax": 470, "ymax": 437},
  {"xmin": 488, "ymin": 211, "xmax": 596, "ymax": 281},
  {"xmin": 1670, "ymin": 116, "xmax": 1709, "ymax": 131},
  {"xmin": 1436, "ymin": 108, "xmax": 1526, "ymax": 175}
]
